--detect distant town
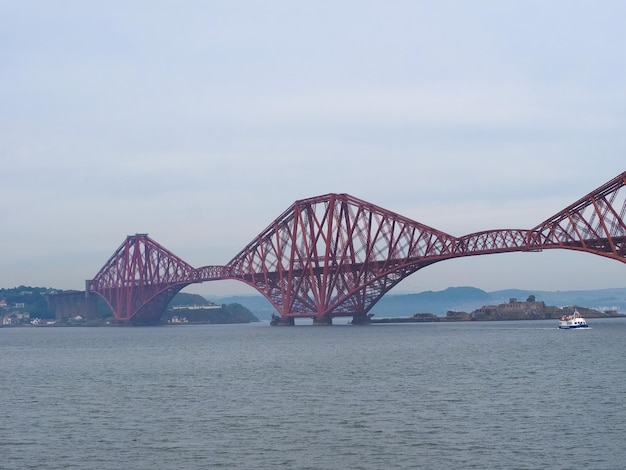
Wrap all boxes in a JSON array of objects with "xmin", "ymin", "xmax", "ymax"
[{"xmin": 1, "ymin": 287, "xmax": 58, "ymax": 327}]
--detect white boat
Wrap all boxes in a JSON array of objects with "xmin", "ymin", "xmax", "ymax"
[{"xmin": 558, "ymin": 311, "xmax": 588, "ymax": 329}]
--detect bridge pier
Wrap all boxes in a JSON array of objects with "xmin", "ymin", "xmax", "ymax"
[
  {"xmin": 351, "ymin": 313, "xmax": 373, "ymax": 325},
  {"xmin": 312, "ymin": 316, "xmax": 333, "ymax": 326},
  {"xmin": 270, "ymin": 315, "xmax": 295, "ymax": 326},
  {"xmin": 48, "ymin": 291, "xmax": 98, "ymax": 321}
]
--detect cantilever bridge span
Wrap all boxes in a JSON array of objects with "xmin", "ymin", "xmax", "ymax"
[{"xmin": 87, "ymin": 171, "xmax": 626, "ymax": 324}]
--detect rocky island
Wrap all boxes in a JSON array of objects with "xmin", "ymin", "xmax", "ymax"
[
  {"xmin": 371, "ymin": 296, "xmax": 624, "ymax": 323},
  {"xmin": 163, "ymin": 293, "xmax": 259, "ymax": 325}
]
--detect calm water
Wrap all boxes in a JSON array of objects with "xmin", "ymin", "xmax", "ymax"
[{"xmin": 2, "ymin": 319, "xmax": 626, "ymax": 470}]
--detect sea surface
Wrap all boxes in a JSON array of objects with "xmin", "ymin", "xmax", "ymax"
[{"xmin": 2, "ymin": 318, "xmax": 626, "ymax": 470}]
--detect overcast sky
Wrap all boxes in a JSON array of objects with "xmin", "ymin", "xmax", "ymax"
[{"xmin": 2, "ymin": 1, "xmax": 625, "ymax": 298}]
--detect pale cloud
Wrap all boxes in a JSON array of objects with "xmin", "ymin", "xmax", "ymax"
[{"xmin": 1, "ymin": 1, "xmax": 625, "ymax": 294}]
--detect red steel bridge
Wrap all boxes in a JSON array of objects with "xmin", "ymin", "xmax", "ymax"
[{"xmin": 87, "ymin": 171, "xmax": 626, "ymax": 325}]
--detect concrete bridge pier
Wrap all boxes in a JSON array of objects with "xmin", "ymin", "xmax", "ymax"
[
  {"xmin": 270, "ymin": 315, "xmax": 295, "ymax": 326},
  {"xmin": 312, "ymin": 315, "xmax": 333, "ymax": 326},
  {"xmin": 351, "ymin": 313, "xmax": 373, "ymax": 325}
]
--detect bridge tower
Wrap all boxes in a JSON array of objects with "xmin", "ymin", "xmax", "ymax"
[
  {"xmin": 225, "ymin": 193, "xmax": 457, "ymax": 324},
  {"xmin": 87, "ymin": 234, "xmax": 198, "ymax": 324}
]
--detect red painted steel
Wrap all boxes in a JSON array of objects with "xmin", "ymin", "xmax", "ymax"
[
  {"xmin": 88, "ymin": 171, "xmax": 626, "ymax": 323},
  {"xmin": 89, "ymin": 234, "xmax": 199, "ymax": 323},
  {"xmin": 224, "ymin": 193, "xmax": 457, "ymax": 321},
  {"xmin": 533, "ymin": 172, "xmax": 626, "ymax": 261}
]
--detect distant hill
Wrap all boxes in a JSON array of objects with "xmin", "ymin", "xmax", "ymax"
[
  {"xmin": 370, "ymin": 286, "xmax": 492, "ymax": 317},
  {"xmin": 205, "ymin": 287, "xmax": 626, "ymax": 319},
  {"xmin": 168, "ymin": 292, "xmax": 215, "ymax": 307},
  {"xmin": 209, "ymin": 295, "xmax": 276, "ymax": 320},
  {"xmin": 164, "ymin": 303, "xmax": 258, "ymax": 324},
  {"xmin": 166, "ymin": 293, "xmax": 259, "ymax": 324}
]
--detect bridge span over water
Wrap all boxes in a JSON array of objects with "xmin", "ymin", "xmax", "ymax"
[{"xmin": 85, "ymin": 171, "xmax": 626, "ymax": 325}]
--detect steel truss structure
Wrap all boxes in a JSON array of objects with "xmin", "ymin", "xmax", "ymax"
[{"xmin": 88, "ymin": 171, "xmax": 626, "ymax": 324}]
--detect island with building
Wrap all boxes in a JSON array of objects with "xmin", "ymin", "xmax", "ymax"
[{"xmin": 371, "ymin": 296, "xmax": 624, "ymax": 323}]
